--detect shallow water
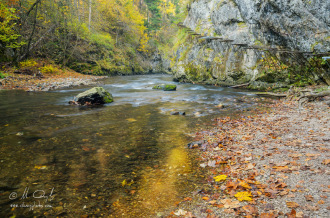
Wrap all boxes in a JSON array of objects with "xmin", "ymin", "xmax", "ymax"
[{"xmin": 0, "ymin": 74, "xmax": 260, "ymax": 217}]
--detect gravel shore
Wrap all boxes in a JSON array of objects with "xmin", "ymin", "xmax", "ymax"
[
  {"xmin": 170, "ymin": 98, "xmax": 329, "ymax": 217},
  {"xmin": 0, "ymin": 72, "xmax": 106, "ymax": 91}
]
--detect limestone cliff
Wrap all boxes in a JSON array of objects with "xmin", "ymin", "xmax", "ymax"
[{"xmin": 172, "ymin": 0, "xmax": 330, "ymax": 88}]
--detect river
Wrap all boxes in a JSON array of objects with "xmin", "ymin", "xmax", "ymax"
[{"xmin": 0, "ymin": 74, "xmax": 262, "ymax": 217}]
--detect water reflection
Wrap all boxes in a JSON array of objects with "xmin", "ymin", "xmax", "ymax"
[{"xmin": 0, "ymin": 75, "xmax": 260, "ymax": 217}]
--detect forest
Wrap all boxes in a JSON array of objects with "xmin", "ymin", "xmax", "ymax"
[
  {"xmin": 0, "ymin": 0, "xmax": 182, "ymax": 77},
  {"xmin": 0, "ymin": 0, "xmax": 329, "ymax": 217}
]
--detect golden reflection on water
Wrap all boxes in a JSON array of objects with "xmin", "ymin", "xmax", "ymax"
[
  {"xmin": 110, "ymin": 115, "xmax": 193, "ymax": 217},
  {"xmin": 111, "ymin": 145, "xmax": 191, "ymax": 217}
]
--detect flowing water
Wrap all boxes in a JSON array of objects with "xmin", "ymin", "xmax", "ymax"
[{"xmin": 0, "ymin": 74, "xmax": 261, "ymax": 217}]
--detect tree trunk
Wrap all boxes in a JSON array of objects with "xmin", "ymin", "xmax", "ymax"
[
  {"xmin": 88, "ymin": 0, "xmax": 92, "ymax": 30},
  {"xmin": 24, "ymin": 2, "xmax": 39, "ymax": 60},
  {"xmin": 77, "ymin": 0, "xmax": 81, "ymax": 22}
]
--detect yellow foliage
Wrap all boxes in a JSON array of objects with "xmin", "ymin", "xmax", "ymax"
[
  {"xmin": 39, "ymin": 65, "xmax": 58, "ymax": 74},
  {"xmin": 234, "ymin": 191, "xmax": 253, "ymax": 201},
  {"xmin": 138, "ymin": 33, "xmax": 149, "ymax": 53},
  {"xmin": 213, "ymin": 175, "xmax": 227, "ymax": 182},
  {"xmin": 158, "ymin": 0, "xmax": 176, "ymax": 17},
  {"xmin": 97, "ymin": 0, "xmax": 146, "ymax": 36},
  {"xmin": 19, "ymin": 59, "xmax": 37, "ymax": 68}
]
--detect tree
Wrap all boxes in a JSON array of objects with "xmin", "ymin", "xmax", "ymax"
[{"xmin": 0, "ymin": 2, "xmax": 25, "ymax": 61}]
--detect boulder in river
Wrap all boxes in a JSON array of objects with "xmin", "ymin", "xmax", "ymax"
[
  {"xmin": 152, "ymin": 84, "xmax": 177, "ymax": 91},
  {"xmin": 71, "ymin": 87, "xmax": 113, "ymax": 105}
]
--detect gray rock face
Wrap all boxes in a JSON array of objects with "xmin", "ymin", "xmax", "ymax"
[
  {"xmin": 173, "ymin": 0, "xmax": 330, "ymax": 86},
  {"xmin": 75, "ymin": 87, "xmax": 113, "ymax": 105},
  {"xmin": 149, "ymin": 53, "xmax": 171, "ymax": 73}
]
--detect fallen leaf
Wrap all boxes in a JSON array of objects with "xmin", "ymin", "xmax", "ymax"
[
  {"xmin": 34, "ymin": 165, "xmax": 47, "ymax": 170},
  {"xmin": 296, "ymin": 211, "xmax": 304, "ymax": 218},
  {"xmin": 208, "ymin": 160, "xmax": 216, "ymax": 167},
  {"xmin": 317, "ymin": 200, "xmax": 325, "ymax": 205},
  {"xmin": 239, "ymin": 181, "xmax": 252, "ymax": 189},
  {"xmin": 285, "ymin": 209, "xmax": 296, "ymax": 218},
  {"xmin": 214, "ymin": 175, "xmax": 227, "ymax": 182},
  {"xmin": 235, "ymin": 191, "xmax": 253, "ymax": 201},
  {"xmin": 126, "ymin": 118, "xmax": 137, "ymax": 122},
  {"xmin": 322, "ymin": 159, "xmax": 330, "ymax": 165},
  {"xmin": 279, "ymin": 190, "xmax": 289, "ymax": 196},
  {"xmin": 286, "ymin": 201, "xmax": 299, "ymax": 208},
  {"xmin": 246, "ymin": 163, "xmax": 254, "ymax": 170},
  {"xmin": 272, "ymin": 166, "xmax": 289, "ymax": 171},
  {"xmin": 220, "ymin": 199, "xmax": 240, "ymax": 209},
  {"xmin": 305, "ymin": 205, "xmax": 319, "ymax": 211},
  {"xmin": 202, "ymin": 196, "xmax": 209, "ymax": 201},
  {"xmin": 260, "ymin": 213, "xmax": 276, "ymax": 218},
  {"xmin": 242, "ymin": 205, "xmax": 258, "ymax": 215},
  {"xmin": 304, "ymin": 195, "xmax": 314, "ymax": 201}
]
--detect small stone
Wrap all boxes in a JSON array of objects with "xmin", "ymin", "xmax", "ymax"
[
  {"xmin": 152, "ymin": 84, "xmax": 177, "ymax": 91},
  {"xmin": 170, "ymin": 111, "xmax": 185, "ymax": 115}
]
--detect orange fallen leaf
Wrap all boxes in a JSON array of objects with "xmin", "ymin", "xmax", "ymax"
[
  {"xmin": 322, "ymin": 159, "xmax": 330, "ymax": 165},
  {"xmin": 286, "ymin": 201, "xmax": 299, "ymax": 208},
  {"xmin": 304, "ymin": 195, "xmax": 314, "ymax": 201},
  {"xmin": 306, "ymin": 153, "xmax": 320, "ymax": 157},
  {"xmin": 317, "ymin": 200, "xmax": 325, "ymax": 205},
  {"xmin": 285, "ymin": 209, "xmax": 296, "ymax": 218},
  {"xmin": 273, "ymin": 165, "xmax": 289, "ymax": 171},
  {"xmin": 260, "ymin": 213, "xmax": 276, "ymax": 218},
  {"xmin": 239, "ymin": 181, "xmax": 252, "ymax": 189},
  {"xmin": 208, "ymin": 200, "xmax": 217, "ymax": 205},
  {"xmin": 202, "ymin": 196, "xmax": 209, "ymax": 201}
]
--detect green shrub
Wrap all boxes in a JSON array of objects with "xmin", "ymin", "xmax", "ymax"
[
  {"xmin": 0, "ymin": 72, "xmax": 9, "ymax": 79},
  {"xmin": 90, "ymin": 33, "xmax": 114, "ymax": 51}
]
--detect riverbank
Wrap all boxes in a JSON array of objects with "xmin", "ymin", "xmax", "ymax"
[
  {"xmin": 170, "ymin": 98, "xmax": 329, "ymax": 217},
  {"xmin": 0, "ymin": 70, "xmax": 106, "ymax": 91}
]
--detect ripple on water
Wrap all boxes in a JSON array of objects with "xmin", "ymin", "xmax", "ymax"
[{"xmin": 0, "ymin": 74, "xmax": 264, "ymax": 217}]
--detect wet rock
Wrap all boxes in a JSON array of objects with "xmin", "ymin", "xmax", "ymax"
[
  {"xmin": 170, "ymin": 111, "xmax": 186, "ymax": 115},
  {"xmin": 187, "ymin": 140, "xmax": 204, "ymax": 149},
  {"xmin": 152, "ymin": 84, "xmax": 177, "ymax": 91},
  {"xmin": 73, "ymin": 87, "xmax": 113, "ymax": 105}
]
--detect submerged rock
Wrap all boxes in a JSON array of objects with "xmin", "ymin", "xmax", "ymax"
[
  {"xmin": 152, "ymin": 84, "xmax": 177, "ymax": 91},
  {"xmin": 71, "ymin": 87, "xmax": 113, "ymax": 105},
  {"xmin": 170, "ymin": 111, "xmax": 186, "ymax": 115}
]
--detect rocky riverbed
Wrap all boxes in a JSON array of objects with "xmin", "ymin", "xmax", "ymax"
[
  {"xmin": 0, "ymin": 71, "xmax": 106, "ymax": 91},
  {"xmin": 168, "ymin": 98, "xmax": 330, "ymax": 217}
]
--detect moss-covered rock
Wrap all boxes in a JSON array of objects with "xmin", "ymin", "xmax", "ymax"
[
  {"xmin": 152, "ymin": 84, "xmax": 177, "ymax": 91},
  {"xmin": 75, "ymin": 87, "xmax": 113, "ymax": 105}
]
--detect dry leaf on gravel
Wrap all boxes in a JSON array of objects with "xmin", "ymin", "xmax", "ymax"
[
  {"xmin": 220, "ymin": 199, "xmax": 240, "ymax": 209},
  {"xmin": 304, "ymin": 195, "xmax": 314, "ymax": 201},
  {"xmin": 322, "ymin": 159, "xmax": 330, "ymax": 165},
  {"xmin": 286, "ymin": 201, "xmax": 299, "ymax": 208}
]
